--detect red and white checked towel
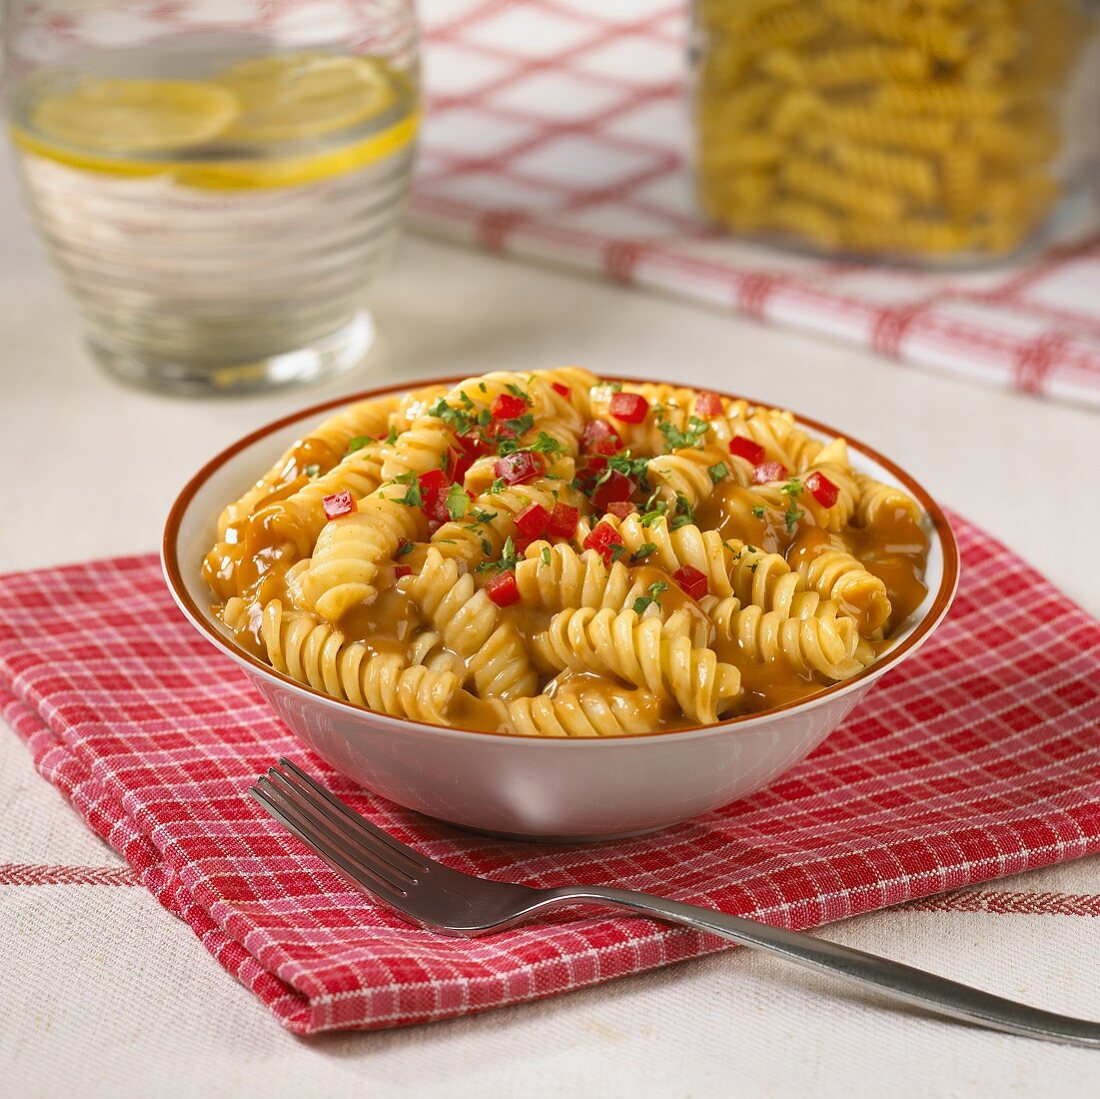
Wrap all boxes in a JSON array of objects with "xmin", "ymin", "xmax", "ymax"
[
  {"xmin": 1, "ymin": 513, "xmax": 1100, "ymax": 1034},
  {"xmin": 413, "ymin": 0, "xmax": 1100, "ymax": 408}
]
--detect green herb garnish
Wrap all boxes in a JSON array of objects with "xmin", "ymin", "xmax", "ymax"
[
  {"xmin": 540, "ymin": 546, "xmax": 552, "ymax": 568},
  {"xmin": 784, "ymin": 506, "xmax": 804, "ymax": 532},
  {"xmin": 528, "ymin": 431, "xmax": 565, "ymax": 456},
  {"xmin": 640, "ymin": 505, "xmax": 668, "ymax": 528},
  {"xmin": 751, "ymin": 505, "xmax": 766, "ymax": 519},
  {"xmin": 501, "ymin": 412, "xmax": 535, "ymax": 439},
  {"xmin": 632, "ymin": 580, "xmax": 669, "ymax": 615},
  {"xmin": 630, "ymin": 543, "xmax": 658, "ymax": 563},
  {"xmin": 392, "ymin": 471, "xmax": 422, "ymax": 507},
  {"xmin": 345, "ymin": 436, "xmax": 370, "ymax": 454},
  {"xmin": 669, "ymin": 493, "xmax": 696, "ymax": 531},
  {"xmin": 708, "ymin": 461, "xmax": 729, "ymax": 485},
  {"xmin": 303, "ymin": 464, "xmax": 321, "ymax": 477},
  {"xmin": 658, "ymin": 414, "xmax": 709, "ymax": 452},
  {"xmin": 445, "ymin": 482, "xmax": 470, "ymax": 521},
  {"xmin": 477, "ymin": 535, "xmax": 522, "ymax": 573}
]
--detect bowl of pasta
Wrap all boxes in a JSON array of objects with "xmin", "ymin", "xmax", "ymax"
[{"xmin": 164, "ymin": 368, "xmax": 958, "ymax": 840}]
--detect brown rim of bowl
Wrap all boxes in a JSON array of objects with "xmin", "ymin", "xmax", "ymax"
[{"xmin": 163, "ymin": 374, "xmax": 960, "ymax": 742}]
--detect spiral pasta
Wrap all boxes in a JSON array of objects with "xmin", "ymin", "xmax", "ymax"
[
  {"xmin": 408, "ymin": 548, "xmax": 538, "ymax": 701},
  {"xmin": 696, "ymin": 0, "xmax": 1098, "ymax": 258},
  {"xmin": 507, "ymin": 687, "xmax": 663, "ymax": 738},
  {"xmin": 205, "ymin": 369, "xmax": 930, "ymax": 734},
  {"xmin": 259, "ymin": 600, "xmax": 462, "ymax": 724},
  {"xmin": 532, "ymin": 608, "xmax": 741, "ymax": 725},
  {"xmin": 305, "ymin": 485, "xmax": 426, "ymax": 621}
]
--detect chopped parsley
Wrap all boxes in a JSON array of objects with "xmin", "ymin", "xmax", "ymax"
[
  {"xmin": 469, "ymin": 508, "xmax": 498, "ymax": 526},
  {"xmin": 779, "ymin": 477, "xmax": 803, "ymax": 498},
  {"xmin": 658, "ymin": 414, "xmax": 709, "ymax": 452},
  {"xmin": 504, "ymin": 383, "xmax": 529, "ymax": 400},
  {"xmin": 784, "ymin": 506, "xmax": 805, "ymax": 532},
  {"xmin": 303, "ymin": 463, "xmax": 321, "ymax": 478},
  {"xmin": 630, "ymin": 542, "xmax": 658, "ymax": 563},
  {"xmin": 640, "ymin": 502, "xmax": 669, "ymax": 528},
  {"xmin": 528, "ymin": 431, "xmax": 565, "ymax": 456},
  {"xmin": 488, "ymin": 477, "xmax": 506, "ymax": 495},
  {"xmin": 633, "ymin": 580, "xmax": 669, "ymax": 616},
  {"xmin": 387, "ymin": 425, "xmax": 398, "ymax": 445},
  {"xmin": 345, "ymin": 436, "xmax": 370, "ymax": 454},
  {"xmin": 445, "ymin": 482, "xmax": 470, "ymax": 521},
  {"xmin": 393, "ymin": 470, "xmax": 422, "ymax": 508},
  {"xmin": 396, "ymin": 540, "xmax": 415, "ymax": 557},
  {"xmin": 476, "ymin": 535, "xmax": 522, "ymax": 573},
  {"xmin": 429, "ymin": 397, "xmax": 478, "ymax": 437},
  {"xmin": 608, "ymin": 543, "xmax": 627, "ymax": 564},
  {"xmin": 708, "ymin": 461, "xmax": 729, "ymax": 485},
  {"xmin": 540, "ymin": 546, "xmax": 552, "ymax": 568},
  {"xmin": 751, "ymin": 505, "xmax": 766, "ymax": 519},
  {"xmin": 501, "ymin": 412, "xmax": 535, "ymax": 439},
  {"xmin": 669, "ymin": 493, "xmax": 696, "ymax": 531}
]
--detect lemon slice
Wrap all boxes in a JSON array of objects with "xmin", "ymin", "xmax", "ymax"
[
  {"xmin": 31, "ymin": 78, "xmax": 239, "ymax": 152},
  {"xmin": 215, "ymin": 53, "xmax": 397, "ymax": 143}
]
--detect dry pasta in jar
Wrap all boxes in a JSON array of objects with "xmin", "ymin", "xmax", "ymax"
[
  {"xmin": 694, "ymin": 0, "xmax": 1100, "ymax": 262},
  {"xmin": 204, "ymin": 369, "xmax": 932, "ymax": 737}
]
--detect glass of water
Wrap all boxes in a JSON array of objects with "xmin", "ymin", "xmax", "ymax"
[{"xmin": 3, "ymin": 0, "xmax": 419, "ymax": 395}]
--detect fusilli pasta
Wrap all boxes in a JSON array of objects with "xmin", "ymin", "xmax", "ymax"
[{"xmin": 204, "ymin": 370, "xmax": 930, "ymax": 734}]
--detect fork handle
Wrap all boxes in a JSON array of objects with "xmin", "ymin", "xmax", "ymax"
[{"xmin": 542, "ymin": 886, "xmax": 1100, "ymax": 1049}]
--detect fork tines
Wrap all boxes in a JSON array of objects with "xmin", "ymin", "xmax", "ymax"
[{"xmin": 250, "ymin": 758, "xmax": 427, "ymax": 899}]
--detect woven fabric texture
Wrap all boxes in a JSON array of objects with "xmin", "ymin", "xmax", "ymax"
[
  {"xmin": 1, "ymin": 512, "xmax": 1099, "ymax": 1034},
  {"xmin": 412, "ymin": 0, "xmax": 1100, "ymax": 409}
]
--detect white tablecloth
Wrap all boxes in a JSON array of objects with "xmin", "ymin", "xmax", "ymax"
[{"xmin": 2, "ymin": 142, "xmax": 1100, "ymax": 1097}]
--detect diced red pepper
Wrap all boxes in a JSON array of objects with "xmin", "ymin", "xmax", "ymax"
[
  {"xmin": 393, "ymin": 564, "xmax": 412, "ymax": 579},
  {"xmin": 673, "ymin": 564, "xmax": 709, "ymax": 600},
  {"xmin": 582, "ymin": 419, "xmax": 621, "ymax": 456},
  {"xmin": 694, "ymin": 390, "xmax": 724, "ymax": 418},
  {"xmin": 729, "ymin": 435, "xmax": 767, "ymax": 465},
  {"xmin": 418, "ymin": 468, "xmax": 448, "ymax": 499},
  {"xmin": 322, "ymin": 490, "xmax": 355, "ymax": 520},
  {"xmin": 457, "ymin": 432, "xmax": 492, "ymax": 460},
  {"xmin": 583, "ymin": 522, "xmax": 624, "ymax": 567},
  {"xmin": 605, "ymin": 500, "xmax": 637, "ymax": 519},
  {"xmin": 551, "ymin": 382, "xmax": 571, "ymax": 399},
  {"xmin": 752, "ymin": 461, "xmax": 788, "ymax": 485},
  {"xmin": 590, "ymin": 469, "xmax": 636, "ymax": 511},
  {"xmin": 417, "ymin": 469, "xmax": 450, "ymax": 529},
  {"xmin": 491, "ymin": 393, "xmax": 527, "ymax": 421},
  {"xmin": 445, "ymin": 447, "xmax": 474, "ymax": 485},
  {"xmin": 485, "ymin": 569, "xmax": 520, "ymax": 607},
  {"xmin": 806, "ymin": 471, "xmax": 839, "ymax": 508},
  {"xmin": 494, "ymin": 451, "xmax": 544, "ymax": 485},
  {"xmin": 546, "ymin": 502, "xmax": 579, "ymax": 539},
  {"xmin": 608, "ymin": 391, "xmax": 649, "ymax": 424},
  {"xmin": 515, "ymin": 502, "xmax": 550, "ymax": 540}
]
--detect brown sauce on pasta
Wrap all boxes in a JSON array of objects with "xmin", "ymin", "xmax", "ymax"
[{"xmin": 206, "ymin": 373, "xmax": 932, "ymax": 735}]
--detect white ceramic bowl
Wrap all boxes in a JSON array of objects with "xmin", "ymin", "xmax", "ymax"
[{"xmin": 164, "ymin": 378, "xmax": 959, "ymax": 841}]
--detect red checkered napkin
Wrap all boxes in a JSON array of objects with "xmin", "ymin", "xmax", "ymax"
[
  {"xmin": 2, "ymin": 512, "xmax": 1100, "ymax": 1034},
  {"xmin": 414, "ymin": 0, "xmax": 1100, "ymax": 407}
]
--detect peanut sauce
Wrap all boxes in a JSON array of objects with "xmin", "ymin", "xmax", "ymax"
[{"xmin": 209, "ymin": 398, "xmax": 930, "ymax": 734}]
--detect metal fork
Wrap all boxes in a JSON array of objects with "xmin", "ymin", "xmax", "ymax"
[{"xmin": 251, "ymin": 758, "xmax": 1100, "ymax": 1049}]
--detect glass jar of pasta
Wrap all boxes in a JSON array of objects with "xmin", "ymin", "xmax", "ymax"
[{"xmin": 693, "ymin": 0, "xmax": 1100, "ymax": 263}]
